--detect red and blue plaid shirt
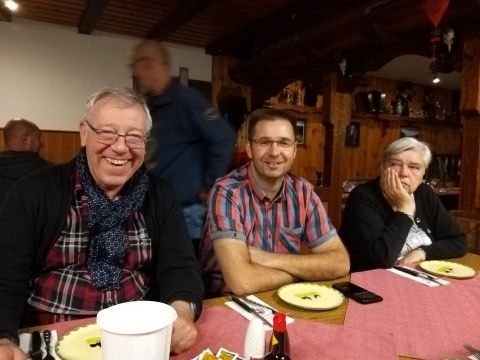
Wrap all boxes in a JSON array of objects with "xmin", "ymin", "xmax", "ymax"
[
  {"xmin": 200, "ymin": 163, "xmax": 336, "ymax": 296},
  {"xmin": 27, "ymin": 170, "xmax": 152, "ymax": 325}
]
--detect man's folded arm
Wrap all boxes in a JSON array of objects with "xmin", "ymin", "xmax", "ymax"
[
  {"xmin": 213, "ymin": 238, "xmax": 296, "ymax": 296},
  {"xmin": 248, "ymin": 234, "xmax": 350, "ymax": 280}
]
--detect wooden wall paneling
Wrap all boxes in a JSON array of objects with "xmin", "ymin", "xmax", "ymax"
[
  {"xmin": 342, "ymin": 118, "xmax": 400, "ymax": 181},
  {"xmin": 418, "ymin": 124, "xmax": 462, "ymax": 155},
  {"xmin": 41, "ymin": 132, "xmax": 63, "ymax": 164},
  {"xmin": 0, "ymin": 128, "xmax": 81, "ymax": 164},
  {"xmin": 341, "ymin": 119, "xmax": 462, "ymax": 182},
  {"xmin": 289, "ymin": 112, "xmax": 325, "ymax": 183},
  {"xmin": 323, "ymin": 73, "xmax": 352, "ymax": 227},
  {"xmin": 458, "ymin": 38, "xmax": 480, "ymax": 215},
  {"xmin": 460, "ymin": 38, "xmax": 480, "ymax": 213},
  {"xmin": 306, "ymin": 117, "xmax": 325, "ymax": 183}
]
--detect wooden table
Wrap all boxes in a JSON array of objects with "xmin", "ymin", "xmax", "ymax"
[{"xmin": 206, "ymin": 253, "xmax": 480, "ymax": 360}]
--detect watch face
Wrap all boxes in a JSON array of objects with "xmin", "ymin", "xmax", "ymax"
[{"xmin": 189, "ymin": 302, "xmax": 200, "ymax": 318}]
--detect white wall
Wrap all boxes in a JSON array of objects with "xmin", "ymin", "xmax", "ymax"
[{"xmin": 0, "ymin": 19, "xmax": 212, "ymax": 131}]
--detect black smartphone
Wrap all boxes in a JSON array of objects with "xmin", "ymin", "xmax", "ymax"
[{"xmin": 332, "ymin": 281, "xmax": 383, "ymax": 304}]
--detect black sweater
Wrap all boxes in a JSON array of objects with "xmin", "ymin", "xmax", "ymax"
[
  {"xmin": 339, "ymin": 178, "xmax": 467, "ymax": 272},
  {"xmin": 0, "ymin": 150, "xmax": 52, "ymax": 203},
  {"xmin": 0, "ymin": 159, "xmax": 204, "ymax": 339}
]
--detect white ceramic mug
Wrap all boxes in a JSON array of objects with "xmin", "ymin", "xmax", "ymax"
[{"xmin": 97, "ymin": 301, "xmax": 177, "ymax": 360}]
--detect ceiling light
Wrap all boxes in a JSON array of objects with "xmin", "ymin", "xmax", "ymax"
[
  {"xmin": 432, "ymin": 76, "xmax": 440, "ymax": 84},
  {"xmin": 4, "ymin": 0, "xmax": 19, "ymax": 11}
]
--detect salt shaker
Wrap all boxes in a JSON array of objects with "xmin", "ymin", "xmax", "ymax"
[{"xmin": 244, "ymin": 317, "xmax": 266, "ymax": 360}]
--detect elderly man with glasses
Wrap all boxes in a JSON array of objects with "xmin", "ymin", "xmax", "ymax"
[
  {"xmin": 0, "ymin": 88, "xmax": 203, "ymax": 359},
  {"xmin": 200, "ymin": 108, "xmax": 350, "ymax": 297}
]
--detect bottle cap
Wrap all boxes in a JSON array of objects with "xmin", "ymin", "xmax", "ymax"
[{"xmin": 273, "ymin": 312, "xmax": 286, "ymax": 332}]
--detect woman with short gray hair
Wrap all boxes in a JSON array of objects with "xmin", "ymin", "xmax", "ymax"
[{"xmin": 339, "ymin": 137, "xmax": 467, "ymax": 271}]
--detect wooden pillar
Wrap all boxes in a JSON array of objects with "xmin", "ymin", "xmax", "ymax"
[
  {"xmin": 211, "ymin": 55, "xmax": 251, "ymax": 111},
  {"xmin": 459, "ymin": 38, "xmax": 480, "ymax": 215},
  {"xmin": 322, "ymin": 72, "xmax": 352, "ymax": 227},
  {"xmin": 211, "ymin": 56, "xmax": 253, "ymax": 148}
]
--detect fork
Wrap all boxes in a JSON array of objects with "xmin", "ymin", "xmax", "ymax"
[
  {"xmin": 464, "ymin": 344, "xmax": 480, "ymax": 359},
  {"xmin": 43, "ymin": 330, "xmax": 55, "ymax": 360}
]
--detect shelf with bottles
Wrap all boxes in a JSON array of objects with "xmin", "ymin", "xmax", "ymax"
[
  {"xmin": 352, "ymin": 112, "xmax": 461, "ymax": 127},
  {"xmin": 268, "ymin": 102, "xmax": 322, "ymax": 114},
  {"xmin": 266, "ymin": 80, "xmax": 323, "ymax": 114}
]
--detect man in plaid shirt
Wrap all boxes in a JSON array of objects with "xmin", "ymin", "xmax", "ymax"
[
  {"xmin": 0, "ymin": 88, "xmax": 203, "ymax": 358},
  {"xmin": 200, "ymin": 108, "xmax": 350, "ymax": 297}
]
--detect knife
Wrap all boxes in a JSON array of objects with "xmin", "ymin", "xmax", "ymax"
[
  {"xmin": 393, "ymin": 265, "xmax": 443, "ymax": 285},
  {"xmin": 231, "ymin": 297, "xmax": 273, "ymax": 327},
  {"xmin": 241, "ymin": 297, "xmax": 277, "ymax": 314},
  {"xmin": 30, "ymin": 331, "xmax": 43, "ymax": 360}
]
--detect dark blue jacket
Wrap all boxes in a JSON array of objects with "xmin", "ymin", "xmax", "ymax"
[{"xmin": 146, "ymin": 81, "xmax": 235, "ymax": 205}]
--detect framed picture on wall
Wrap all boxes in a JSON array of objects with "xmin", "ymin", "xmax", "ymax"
[
  {"xmin": 345, "ymin": 121, "xmax": 360, "ymax": 147},
  {"xmin": 295, "ymin": 118, "xmax": 306, "ymax": 146}
]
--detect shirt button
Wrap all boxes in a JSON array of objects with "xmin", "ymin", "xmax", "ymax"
[{"xmin": 416, "ymin": 218, "xmax": 421, "ymax": 223}]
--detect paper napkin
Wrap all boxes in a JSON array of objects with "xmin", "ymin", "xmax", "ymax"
[
  {"xmin": 225, "ymin": 295, "xmax": 294, "ymax": 330},
  {"xmin": 388, "ymin": 267, "xmax": 450, "ymax": 287}
]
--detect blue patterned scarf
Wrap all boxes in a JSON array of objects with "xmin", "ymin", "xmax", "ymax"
[{"xmin": 76, "ymin": 149, "xmax": 149, "ymax": 290}]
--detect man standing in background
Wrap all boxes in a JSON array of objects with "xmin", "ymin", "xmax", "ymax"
[
  {"xmin": 0, "ymin": 118, "xmax": 51, "ymax": 202},
  {"xmin": 131, "ymin": 40, "xmax": 235, "ymax": 252}
]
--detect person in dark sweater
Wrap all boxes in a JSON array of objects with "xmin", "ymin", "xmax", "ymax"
[
  {"xmin": 339, "ymin": 137, "xmax": 467, "ymax": 272},
  {"xmin": 0, "ymin": 88, "xmax": 203, "ymax": 359},
  {"xmin": 130, "ymin": 40, "xmax": 235, "ymax": 252},
  {"xmin": 0, "ymin": 118, "xmax": 52, "ymax": 202}
]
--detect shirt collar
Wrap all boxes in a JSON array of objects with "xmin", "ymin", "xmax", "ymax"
[{"xmin": 246, "ymin": 163, "xmax": 286, "ymax": 202}]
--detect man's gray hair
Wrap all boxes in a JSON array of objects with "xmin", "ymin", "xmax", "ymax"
[
  {"xmin": 383, "ymin": 137, "xmax": 432, "ymax": 168},
  {"xmin": 84, "ymin": 87, "xmax": 152, "ymax": 132}
]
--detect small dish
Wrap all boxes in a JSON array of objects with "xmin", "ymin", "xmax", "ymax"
[
  {"xmin": 419, "ymin": 260, "xmax": 476, "ymax": 279},
  {"xmin": 55, "ymin": 323, "xmax": 101, "ymax": 360},
  {"xmin": 277, "ymin": 283, "xmax": 344, "ymax": 310}
]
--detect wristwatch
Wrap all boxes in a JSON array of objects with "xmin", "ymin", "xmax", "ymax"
[{"xmin": 189, "ymin": 302, "xmax": 201, "ymax": 320}]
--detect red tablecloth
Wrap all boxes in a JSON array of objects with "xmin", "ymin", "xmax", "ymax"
[
  {"xmin": 47, "ymin": 305, "xmax": 397, "ymax": 359},
  {"xmin": 345, "ymin": 269, "xmax": 480, "ymax": 360},
  {"xmin": 172, "ymin": 305, "xmax": 397, "ymax": 360}
]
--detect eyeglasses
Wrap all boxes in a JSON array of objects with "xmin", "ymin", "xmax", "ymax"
[
  {"xmin": 250, "ymin": 138, "xmax": 296, "ymax": 149},
  {"xmin": 84, "ymin": 120, "xmax": 147, "ymax": 149}
]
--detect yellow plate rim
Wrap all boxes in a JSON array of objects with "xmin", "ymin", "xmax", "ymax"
[
  {"xmin": 418, "ymin": 260, "xmax": 477, "ymax": 279},
  {"xmin": 277, "ymin": 282, "xmax": 344, "ymax": 310},
  {"xmin": 55, "ymin": 323, "xmax": 101, "ymax": 360}
]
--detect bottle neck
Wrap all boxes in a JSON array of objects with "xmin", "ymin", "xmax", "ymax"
[{"xmin": 270, "ymin": 330, "xmax": 288, "ymax": 354}]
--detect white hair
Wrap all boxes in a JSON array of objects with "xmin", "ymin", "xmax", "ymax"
[
  {"xmin": 383, "ymin": 137, "xmax": 432, "ymax": 168},
  {"xmin": 83, "ymin": 87, "xmax": 152, "ymax": 132}
]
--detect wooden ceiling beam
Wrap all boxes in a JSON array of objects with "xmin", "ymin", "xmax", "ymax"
[
  {"xmin": 206, "ymin": 0, "xmax": 426, "ymax": 57},
  {"xmin": 78, "ymin": 0, "xmax": 110, "ymax": 35},
  {"xmin": 206, "ymin": 0, "xmax": 321, "ymax": 57},
  {"xmin": 0, "ymin": 6, "xmax": 11, "ymax": 22},
  {"xmin": 147, "ymin": 0, "xmax": 213, "ymax": 40}
]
